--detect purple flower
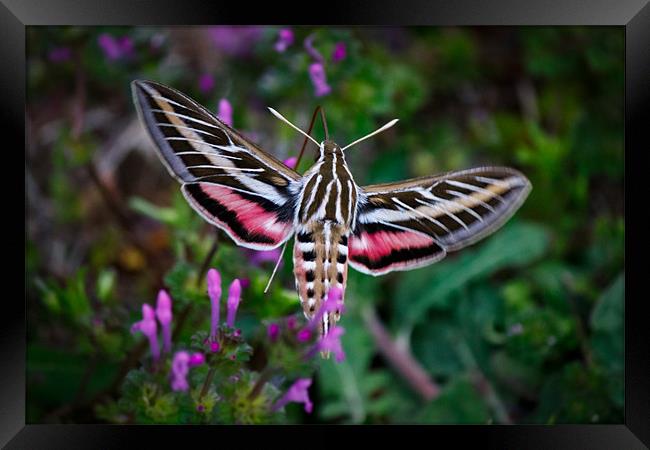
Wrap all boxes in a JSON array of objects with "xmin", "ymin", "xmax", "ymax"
[
  {"xmin": 297, "ymin": 329, "xmax": 312, "ymax": 342},
  {"xmin": 170, "ymin": 351, "xmax": 190, "ymax": 391},
  {"xmin": 118, "ymin": 36, "xmax": 134, "ymax": 57},
  {"xmin": 188, "ymin": 352, "xmax": 205, "ymax": 367},
  {"xmin": 170, "ymin": 351, "xmax": 204, "ymax": 391},
  {"xmin": 274, "ymin": 28, "xmax": 294, "ymax": 53},
  {"xmin": 226, "ymin": 279, "xmax": 242, "ymax": 328},
  {"xmin": 208, "ymin": 26, "xmax": 264, "ymax": 57},
  {"xmin": 331, "ymin": 42, "xmax": 346, "ymax": 63},
  {"xmin": 210, "ymin": 341, "xmax": 220, "ymax": 353},
  {"xmin": 207, "ymin": 268, "xmax": 222, "ymax": 339},
  {"xmin": 304, "ymin": 34, "xmax": 324, "ymax": 63},
  {"xmin": 268, "ymin": 323, "xmax": 280, "ymax": 342},
  {"xmin": 287, "ymin": 316, "xmax": 297, "ymax": 330},
  {"xmin": 48, "ymin": 47, "xmax": 72, "ymax": 63},
  {"xmin": 199, "ymin": 74, "xmax": 215, "ymax": 94},
  {"xmin": 308, "ymin": 63, "xmax": 331, "ymax": 97},
  {"xmin": 155, "ymin": 290, "xmax": 173, "ymax": 354},
  {"xmin": 273, "ymin": 378, "xmax": 313, "ymax": 413},
  {"xmin": 131, "ymin": 304, "xmax": 160, "ymax": 362},
  {"xmin": 306, "ymin": 286, "xmax": 344, "ymax": 331},
  {"xmin": 313, "ymin": 326, "xmax": 346, "ymax": 362},
  {"xmin": 97, "ymin": 33, "xmax": 134, "ymax": 61},
  {"xmin": 245, "ymin": 249, "xmax": 282, "ymax": 266},
  {"xmin": 149, "ymin": 33, "xmax": 166, "ymax": 51},
  {"xmin": 283, "ymin": 157, "xmax": 298, "ymax": 169},
  {"xmin": 217, "ymin": 99, "xmax": 233, "ymax": 127}
]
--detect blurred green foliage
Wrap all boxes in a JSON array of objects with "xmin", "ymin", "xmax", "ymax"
[{"xmin": 26, "ymin": 26, "xmax": 623, "ymax": 424}]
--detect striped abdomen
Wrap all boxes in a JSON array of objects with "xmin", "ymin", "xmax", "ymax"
[
  {"xmin": 293, "ymin": 223, "xmax": 349, "ymax": 336},
  {"xmin": 293, "ymin": 140, "xmax": 358, "ymax": 336}
]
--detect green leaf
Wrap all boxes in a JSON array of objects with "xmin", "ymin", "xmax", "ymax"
[
  {"xmin": 590, "ymin": 273, "xmax": 624, "ymax": 332},
  {"xmin": 316, "ymin": 311, "xmax": 416, "ymax": 424},
  {"xmin": 589, "ymin": 273, "xmax": 624, "ymax": 407},
  {"xmin": 27, "ymin": 344, "xmax": 117, "ymax": 408},
  {"xmin": 96, "ymin": 268, "xmax": 117, "ymax": 303},
  {"xmin": 395, "ymin": 222, "xmax": 550, "ymax": 329},
  {"xmin": 129, "ymin": 196, "xmax": 180, "ymax": 225},
  {"xmin": 533, "ymin": 362, "xmax": 621, "ymax": 423},
  {"xmin": 417, "ymin": 377, "xmax": 490, "ymax": 424}
]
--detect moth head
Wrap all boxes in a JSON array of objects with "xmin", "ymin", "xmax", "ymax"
[{"xmin": 322, "ymin": 140, "xmax": 342, "ymax": 155}]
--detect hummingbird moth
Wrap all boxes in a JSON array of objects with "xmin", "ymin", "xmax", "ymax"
[{"xmin": 132, "ymin": 80, "xmax": 531, "ymax": 339}]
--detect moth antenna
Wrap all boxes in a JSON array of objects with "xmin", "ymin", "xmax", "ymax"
[
  {"xmin": 263, "ymin": 240, "xmax": 289, "ymax": 294},
  {"xmin": 341, "ymin": 119, "xmax": 399, "ymax": 151},
  {"xmin": 268, "ymin": 107, "xmax": 320, "ymax": 146}
]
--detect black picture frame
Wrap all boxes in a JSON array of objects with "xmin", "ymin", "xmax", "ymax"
[{"xmin": 8, "ymin": 0, "xmax": 649, "ymax": 447}]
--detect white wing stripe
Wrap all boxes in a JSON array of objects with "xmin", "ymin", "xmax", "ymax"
[
  {"xmin": 392, "ymin": 198, "xmax": 457, "ymax": 232},
  {"xmin": 377, "ymin": 219, "xmax": 434, "ymax": 236},
  {"xmin": 158, "ymin": 123, "xmax": 224, "ymax": 140},
  {"xmin": 445, "ymin": 180, "xmax": 506, "ymax": 204},
  {"xmin": 174, "ymin": 151, "xmax": 242, "ymax": 161},
  {"xmin": 446, "ymin": 189, "xmax": 497, "ymax": 213},
  {"xmin": 417, "ymin": 195, "xmax": 484, "ymax": 223},
  {"xmin": 150, "ymin": 108, "xmax": 221, "ymax": 130},
  {"xmin": 184, "ymin": 165, "xmax": 264, "ymax": 172}
]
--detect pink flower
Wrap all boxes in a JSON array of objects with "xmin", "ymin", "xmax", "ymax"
[
  {"xmin": 297, "ymin": 329, "xmax": 311, "ymax": 342},
  {"xmin": 331, "ymin": 42, "xmax": 346, "ymax": 63},
  {"xmin": 131, "ymin": 304, "xmax": 160, "ymax": 362},
  {"xmin": 304, "ymin": 34, "xmax": 324, "ymax": 63},
  {"xmin": 308, "ymin": 63, "xmax": 331, "ymax": 97},
  {"xmin": 274, "ymin": 28, "xmax": 294, "ymax": 52},
  {"xmin": 170, "ymin": 351, "xmax": 204, "ymax": 392},
  {"xmin": 273, "ymin": 378, "xmax": 313, "ymax": 413},
  {"xmin": 207, "ymin": 268, "xmax": 222, "ymax": 339},
  {"xmin": 217, "ymin": 99, "xmax": 233, "ymax": 127},
  {"xmin": 283, "ymin": 157, "xmax": 298, "ymax": 169},
  {"xmin": 155, "ymin": 290, "xmax": 173, "ymax": 354},
  {"xmin": 98, "ymin": 33, "xmax": 134, "ymax": 61},
  {"xmin": 314, "ymin": 326, "xmax": 346, "ymax": 362},
  {"xmin": 306, "ymin": 286, "xmax": 344, "ymax": 331},
  {"xmin": 226, "ymin": 279, "xmax": 242, "ymax": 328},
  {"xmin": 208, "ymin": 26, "xmax": 264, "ymax": 57},
  {"xmin": 188, "ymin": 352, "xmax": 205, "ymax": 367},
  {"xmin": 199, "ymin": 74, "xmax": 215, "ymax": 94},
  {"xmin": 245, "ymin": 249, "xmax": 281, "ymax": 266},
  {"xmin": 48, "ymin": 47, "xmax": 72, "ymax": 63},
  {"xmin": 268, "ymin": 323, "xmax": 280, "ymax": 342}
]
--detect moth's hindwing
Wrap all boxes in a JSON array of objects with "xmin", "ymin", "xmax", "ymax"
[
  {"xmin": 350, "ymin": 167, "xmax": 532, "ymax": 275},
  {"xmin": 132, "ymin": 80, "xmax": 300, "ymax": 249}
]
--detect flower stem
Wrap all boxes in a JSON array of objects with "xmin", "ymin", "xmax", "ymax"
[
  {"xmin": 200, "ymin": 368, "xmax": 217, "ymax": 399},
  {"xmin": 361, "ymin": 305, "xmax": 440, "ymax": 401},
  {"xmin": 454, "ymin": 336, "xmax": 513, "ymax": 424},
  {"xmin": 248, "ymin": 366, "xmax": 275, "ymax": 400}
]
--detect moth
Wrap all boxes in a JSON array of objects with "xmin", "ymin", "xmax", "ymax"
[{"xmin": 132, "ymin": 80, "xmax": 531, "ymax": 339}]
